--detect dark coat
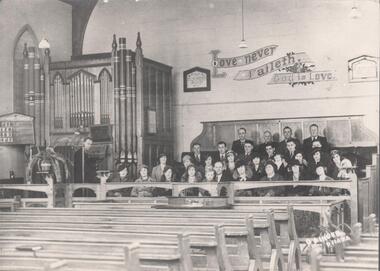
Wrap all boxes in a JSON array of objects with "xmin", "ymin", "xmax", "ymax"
[
  {"xmin": 303, "ymin": 136, "xmax": 329, "ymax": 156},
  {"xmin": 73, "ymin": 148, "xmax": 97, "ymax": 183}
]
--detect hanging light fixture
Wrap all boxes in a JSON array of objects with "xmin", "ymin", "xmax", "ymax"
[{"xmin": 238, "ymin": 0, "xmax": 248, "ymax": 49}]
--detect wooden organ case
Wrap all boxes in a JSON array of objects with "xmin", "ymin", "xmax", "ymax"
[{"xmin": 46, "ymin": 33, "xmax": 173, "ymax": 180}]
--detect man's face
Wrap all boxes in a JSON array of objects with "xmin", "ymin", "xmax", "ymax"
[
  {"xmin": 83, "ymin": 139, "xmax": 93, "ymax": 150},
  {"xmin": 193, "ymin": 144, "xmax": 201, "ymax": 154},
  {"xmin": 263, "ymin": 131, "xmax": 272, "ymax": 143},
  {"xmin": 183, "ymin": 158, "xmax": 191, "ymax": 168},
  {"xmin": 244, "ymin": 143, "xmax": 253, "ymax": 154},
  {"xmin": 287, "ymin": 141, "xmax": 296, "ymax": 152},
  {"xmin": 310, "ymin": 125, "xmax": 319, "ymax": 137},
  {"xmin": 214, "ymin": 162, "xmax": 223, "ymax": 175},
  {"xmin": 283, "ymin": 128, "xmax": 292, "ymax": 139},
  {"xmin": 218, "ymin": 144, "xmax": 226, "ymax": 154},
  {"xmin": 238, "ymin": 129, "xmax": 246, "ymax": 140},
  {"xmin": 266, "ymin": 146, "xmax": 274, "ymax": 156}
]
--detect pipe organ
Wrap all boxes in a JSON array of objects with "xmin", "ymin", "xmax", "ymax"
[{"xmin": 21, "ymin": 33, "xmax": 174, "ymax": 181}]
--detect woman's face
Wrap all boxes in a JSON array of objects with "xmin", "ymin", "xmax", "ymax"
[
  {"xmin": 313, "ymin": 151, "xmax": 321, "ymax": 161},
  {"xmin": 332, "ymin": 153, "xmax": 340, "ymax": 164},
  {"xmin": 265, "ymin": 165, "xmax": 275, "ymax": 176},
  {"xmin": 205, "ymin": 156, "xmax": 213, "ymax": 166},
  {"xmin": 183, "ymin": 159, "xmax": 191, "ymax": 168},
  {"xmin": 140, "ymin": 167, "xmax": 148, "ymax": 178},
  {"xmin": 159, "ymin": 156, "xmax": 167, "ymax": 164},
  {"xmin": 164, "ymin": 168, "xmax": 172, "ymax": 180},
  {"xmin": 205, "ymin": 171, "xmax": 215, "ymax": 181},
  {"xmin": 295, "ymin": 153, "xmax": 303, "ymax": 162},
  {"xmin": 188, "ymin": 167, "xmax": 196, "ymax": 177},
  {"xmin": 227, "ymin": 154, "xmax": 234, "ymax": 162},
  {"xmin": 237, "ymin": 165, "xmax": 246, "ymax": 175},
  {"xmin": 274, "ymin": 154, "xmax": 282, "ymax": 163}
]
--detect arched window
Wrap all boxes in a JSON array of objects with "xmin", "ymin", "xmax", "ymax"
[
  {"xmin": 13, "ymin": 25, "xmax": 39, "ymax": 114},
  {"xmin": 98, "ymin": 68, "xmax": 112, "ymax": 124}
]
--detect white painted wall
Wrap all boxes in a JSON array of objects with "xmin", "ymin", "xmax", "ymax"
[{"xmin": 83, "ymin": 0, "xmax": 379, "ymax": 159}]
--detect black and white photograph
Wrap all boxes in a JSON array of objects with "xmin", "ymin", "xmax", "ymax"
[{"xmin": 0, "ymin": 0, "xmax": 379, "ymax": 270}]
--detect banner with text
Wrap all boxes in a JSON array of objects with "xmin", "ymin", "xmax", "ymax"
[
  {"xmin": 234, "ymin": 52, "xmax": 312, "ymax": 80},
  {"xmin": 210, "ymin": 45, "xmax": 278, "ymax": 78}
]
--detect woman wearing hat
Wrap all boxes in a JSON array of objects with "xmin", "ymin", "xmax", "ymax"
[
  {"xmin": 308, "ymin": 148, "xmax": 329, "ymax": 179},
  {"xmin": 248, "ymin": 152, "xmax": 265, "ymax": 181}
]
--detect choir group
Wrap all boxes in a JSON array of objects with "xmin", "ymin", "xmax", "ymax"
[{"xmin": 108, "ymin": 124, "xmax": 353, "ymax": 197}]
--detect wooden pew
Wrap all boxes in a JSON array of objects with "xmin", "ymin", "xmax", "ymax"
[{"xmin": 0, "ymin": 208, "xmax": 298, "ymax": 270}]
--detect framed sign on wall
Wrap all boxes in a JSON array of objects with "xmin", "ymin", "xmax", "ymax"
[{"xmin": 183, "ymin": 67, "xmax": 211, "ymax": 92}]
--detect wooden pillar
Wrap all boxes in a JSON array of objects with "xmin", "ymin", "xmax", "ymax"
[
  {"xmin": 119, "ymin": 38, "xmax": 127, "ymax": 157},
  {"xmin": 111, "ymin": 35, "xmax": 120, "ymax": 160},
  {"xmin": 135, "ymin": 33, "xmax": 144, "ymax": 170}
]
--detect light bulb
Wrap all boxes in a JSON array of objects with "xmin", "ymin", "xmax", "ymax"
[{"xmin": 238, "ymin": 40, "xmax": 248, "ymax": 49}]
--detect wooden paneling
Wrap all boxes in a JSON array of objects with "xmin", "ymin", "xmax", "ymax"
[{"xmin": 192, "ymin": 115, "xmax": 378, "ymax": 151}]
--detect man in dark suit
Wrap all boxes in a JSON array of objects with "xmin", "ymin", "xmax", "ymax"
[
  {"xmin": 190, "ymin": 142, "xmax": 205, "ymax": 167},
  {"xmin": 278, "ymin": 126, "xmax": 301, "ymax": 155},
  {"xmin": 214, "ymin": 141, "xmax": 228, "ymax": 164},
  {"xmin": 238, "ymin": 141, "xmax": 255, "ymax": 165},
  {"xmin": 231, "ymin": 127, "xmax": 254, "ymax": 156},
  {"xmin": 258, "ymin": 130, "xmax": 278, "ymax": 158},
  {"xmin": 74, "ymin": 137, "xmax": 98, "ymax": 183},
  {"xmin": 284, "ymin": 138, "xmax": 298, "ymax": 163},
  {"xmin": 303, "ymin": 124, "xmax": 329, "ymax": 156},
  {"xmin": 262, "ymin": 142, "xmax": 276, "ymax": 162},
  {"xmin": 214, "ymin": 161, "xmax": 232, "ymax": 183}
]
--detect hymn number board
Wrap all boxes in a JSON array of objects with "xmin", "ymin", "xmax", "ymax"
[{"xmin": 0, "ymin": 113, "xmax": 35, "ymax": 145}]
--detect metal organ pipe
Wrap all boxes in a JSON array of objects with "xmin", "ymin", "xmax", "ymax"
[
  {"xmin": 112, "ymin": 35, "xmax": 120, "ymax": 157},
  {"xmin": 119, "ymin": 37, "xmax": 127, "ymax": 157}
]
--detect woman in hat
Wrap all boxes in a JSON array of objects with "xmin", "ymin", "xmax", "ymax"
[
  {"xmin": 259, "ymin": 160, "xmax": 285, "ymax": 196},
  {"xmin": 232, "ymin": 160, "xmax": 253, "ymax": 182},
  {"xmin": 308, "ymin": 148, "xmax": 329, "ymax": 179},
  {"xmin": 248, "ymin": 152, "xmax": 265, "ymax": 181}
]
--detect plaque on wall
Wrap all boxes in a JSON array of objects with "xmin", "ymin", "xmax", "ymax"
[
  {"xmin": 183, "ymin": 67, "xmax": 211, "ymax": 92},
  {"xmin": 0, "ymin": 113, "xmax": 34, "ymax": 145},
  {"xmin": 348, "ymin": 55, "xmax": 379, "ymax": 83}
]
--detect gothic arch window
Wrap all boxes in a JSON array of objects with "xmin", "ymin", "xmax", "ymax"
[
  {"xmin": 98, "ymin": 68, "xmax": 112, "ymax": 124},
  {"xmin": 13, "ymin": 25, "xmax": 40, "ymax": 113}
]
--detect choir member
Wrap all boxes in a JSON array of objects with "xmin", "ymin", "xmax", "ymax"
[
  {"xmin": 131, "ymin": 165, "xmax": 154, "ymax": 197},
  {"xmin": 259, "ymin": 160, "xmax": 285, "ymax": 196},
  {"xmin": 328, "ymin": 150, "xmax": 353, "ymax": 179},
  {"xmin": 203, "ymin": 154, "xmax": 214, "ymax": 173},
  {"xmin": 232, "ymin": 160, "xmax": 253, "ymax": 182},
  {"xmin": 190, "ymin": 143, "xmax": 205, "ymax": 167},
  {"xmin": 303, "ymin": 124, "xmax": 329, "ymax": 156},
  {"xmin": 215, "ymin": 141, "xmax": 228, "ymax": 167},
  {"xmin": 231, "ymin": 127, "xmax": 254, "ymax": 156},
  {"xmin": 278, "ymin": 126, "xmax": 301, "ymax": 155},
  {"xmin": 225, "ymin": 150, "xmax": 236, "ymax": 176},
  {"xmin": 249, "ymin": 152, "xmax": 265, "ymax": 181},
  {"xmin": 214, "ymin": 161, "xmax": 232, "ymax": 183},
  {"xmin": 237, "ymin": 141, "xmax": 255, "ymax": 165},
  {"xmin": 258, "ymin": 130, "xmax": 278, "ymax": 157},
  {"xmin": 151, "ymin": 153, "xmax": 168, "ymax": 182},
  {"xmin": 262, "ymin": 142, "xmax": 276, "ymax": 162},
  {"xmin": 181, "ymin": 164, "xmax": 202, "ymax": 183},
  {"xmin": 308, "ymin": 148, "xmax": 330, "ymax": 179}
]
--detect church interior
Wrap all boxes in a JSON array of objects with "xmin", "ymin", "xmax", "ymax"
[{"xmin": 0, "ymin": 0, "xmax": 379, "ymax": 270}]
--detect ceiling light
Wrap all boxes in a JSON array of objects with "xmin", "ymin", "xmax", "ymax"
[
  {"xmin": 38, "ymin": 38, "xmax": 50, "ymax": 49},
  {"xmin": 238, "ymin": 0, "xmax": 248, "ymax": 49}
]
